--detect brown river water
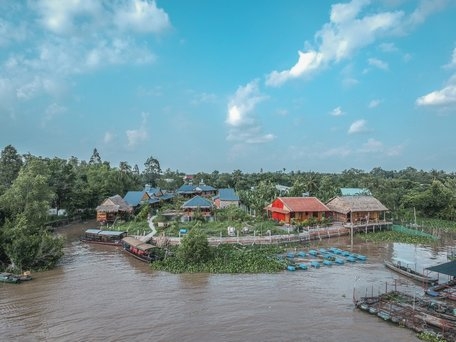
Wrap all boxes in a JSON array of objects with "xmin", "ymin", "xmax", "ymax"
[{"xmin": 1, "ymin": 220, "xmax": 454, "ymax": 342}]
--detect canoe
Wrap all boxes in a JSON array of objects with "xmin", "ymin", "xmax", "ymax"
[
  {"xmin": 0, "ymin": 273, "xmax": 21, "ymax": 284},
  {"xmin": 384, "ymin": 260, "xmax": 438, "ymax": 285}
]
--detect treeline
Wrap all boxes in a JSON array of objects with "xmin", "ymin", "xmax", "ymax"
[{"xmin": 0, "ymin": 144, "xmax": 455, "ymax": 270}]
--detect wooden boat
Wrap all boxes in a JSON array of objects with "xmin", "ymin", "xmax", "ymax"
[
  {"xmin": 81, "ymin": 229, "xmax": 127, "ymax": 246},
  {"xmin": 0, "ymin": 273, "xmax": 21, "ymax": 284},
  {"xmin": 121, "ymin": 236, "xmax": 159, "ymax": 263},
  {"xmin": 384, "ymin": 260, "xmax": 438, "ymax": 285}
]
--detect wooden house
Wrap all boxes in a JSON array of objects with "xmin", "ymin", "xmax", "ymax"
[
  {"xmin": 325, "ymin": 195, "xmax": 388, "ymax": 225},
  {"xmin": 181, "ymin": 195, "xmax": 213, "ymax": 222},
  {"xmin": 213, "ymin": 188, "xmax": 240, "ymax": 209},
  {"xmin": 265, "ymin": 197, "xmax": 330, "ymax": 224},
  {"xmin": 96, "ymin": 194, "xmax": 133, "ymax": 223}
]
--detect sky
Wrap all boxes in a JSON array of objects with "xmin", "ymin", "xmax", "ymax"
[{"xmin": 1, "ymin": 0, "xmax": 456, "ymax": 174}]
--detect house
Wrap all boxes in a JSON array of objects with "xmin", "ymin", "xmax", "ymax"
[
  {"xmin": 181, "ymin": 195, "xmax": 214, "ymax": 222},
  {"xmin": 123, "ymin": 185, "xmax": 175, "ymax": 210},
  {"xmin": 340, "ymin": 187, "xmax": 372, "ymax": 196},
  {"xmin": 96, "ymin": 194, "xmax": 133, "ymax": 223},
  {"xmin": 325, "ymin": 195, "xmax": 388, "ymax": 225},
  {"xmin": 265, "ymin": 197, "xmax": 330, "ymax": 224},
  {"xmin": 176, "ymin": 181, "xmax": 217, "ymax": 198},
  {"xmin": 213, "ymin": 188, "xmax": 240, "ymax": 209}
]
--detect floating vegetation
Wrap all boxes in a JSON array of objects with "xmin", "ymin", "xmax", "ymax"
[
  {"xmin": 151, "ymin": 244, "xmax": 286, "ymax": 274},
  {"xmin": 360, "ymin": 231, "xmax": 435, "ymax": 245}
]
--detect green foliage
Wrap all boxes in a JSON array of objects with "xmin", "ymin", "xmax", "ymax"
[
  {"xmin": 152, "ymin": 244, "xmax": 286, "ymax": 273},
  {"xmin": 360, "ymin": 231, "xmax": 435, "ymax": 245},
  {"xmin": 416, "ymin": 331, "xmax": 447, "ymax": 342},
  {"xmin": 177, "ymin": 229, "xmax": 211, "ymax": 264},
  {"xmin": 1, "ymin": 215, "xmax": 63, "ymax": 271}
]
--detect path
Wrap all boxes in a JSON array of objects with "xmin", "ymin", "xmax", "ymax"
[{"xmin": 139, "ymin": 216, "xmax": 157, "ymax": 242}]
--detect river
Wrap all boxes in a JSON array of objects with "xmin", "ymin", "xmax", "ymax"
[{"xmin": 0, "ymin": 220, "xmax": 453, "ymax": 341}]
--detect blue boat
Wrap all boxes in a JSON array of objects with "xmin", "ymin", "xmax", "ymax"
[
  {"xmin": 341, "ymin": 250, "xmax": 351, "ymax": 257},
  {"xmin": 335, "ymin": 258, "xmax": 345, "ymax": 265},
  {"xmin": 323, "ymin": 260, "xmax": 332, "ymax": 266},
  {"xmin": 329, "ymin": 247, "xmax": 342, "ymax": 255},
  {"xmin": 287, "ymin": 252, "xmax": 295, "ymax": 259},
  {"xmin": 310, "ymin": 261, "xmax": 320, "ymax": 268},
  {"xmin": 298, "ymin": 263, "xmax": 308, "ymax": 270},
  {"xmin": 346, "ymin": 256, "xmax": 357, "ymax": 262},
  {"xmin": 319, "ymin": 248, "xmax": 327, "ymax": 254},
  {"xmin": 297, "ymin": 251, "xmax": 306, "ymax": 257},
  {"xmin": 308, "ymin": 249, "xmax": 318, "ymax": 256},
  {"xmin": 287, "ymin": 265, "xmax": 296, "ymax": 271},
  {"xmin": 355, "ymin": 254, "xmax": 367, "ymax": 261}
]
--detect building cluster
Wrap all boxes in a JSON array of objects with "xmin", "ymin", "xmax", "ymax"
[{"xmin": 96, "ymin": 182, "xmax": 390, "ymax": 229}]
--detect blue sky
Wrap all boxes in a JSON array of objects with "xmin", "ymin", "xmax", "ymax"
[{"xmin": 1, "ymin": 0, "xmax": 456, "ymax": 174}]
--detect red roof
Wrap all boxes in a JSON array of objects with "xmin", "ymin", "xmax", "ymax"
[{"xmin": 268, "ymin": 197, "xmax": 329, "ymax": 213}]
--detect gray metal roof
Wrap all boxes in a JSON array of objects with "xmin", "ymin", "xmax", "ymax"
[{"xmin": 426, "ymin": 261, "xmax": 456, "ymax": 277}]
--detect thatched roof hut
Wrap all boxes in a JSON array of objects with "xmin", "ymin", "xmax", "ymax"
[
  {"xmin": 326, "ymin": 195, "xmax": 388, "ymax": 223},
  {"xmin": 96, "ymin": 194, "xmax": 132, "ymax": 223}
]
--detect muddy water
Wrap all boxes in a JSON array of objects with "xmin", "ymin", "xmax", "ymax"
[{"xmin": 0, "ymin": 221, "xmax": 453, "ymax": 341}]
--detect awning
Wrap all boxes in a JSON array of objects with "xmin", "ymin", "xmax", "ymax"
[{"xmin": 426, "ymin": 260, "xmax": 456, "ymax": 277}]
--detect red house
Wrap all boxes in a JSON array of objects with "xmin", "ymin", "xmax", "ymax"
[{"xmin": 265, "ymin": 197, "xmax": 330, "ymax": 224}]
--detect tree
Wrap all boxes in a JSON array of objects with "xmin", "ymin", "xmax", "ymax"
[
  {"xmin": 89, "ymin": 148, "xmax": 102, "ymax": 165},
  {"xmin": 143, "ymin": 156, "xmax": 161, "ymax": 186},
  {"xmin": 0, "ymin": 157, "xmax": 54, "ymax": 224},
  {"xmin": 0, "ymin": 145, "xmax": 23, "ymax": 191},
  {"xmin": 0, "ymin": 157, "xmax": 64, "ymax": 271},
  {"xmin": 177, "ymin": 229, "xmax": 211, "ymax": 264}
]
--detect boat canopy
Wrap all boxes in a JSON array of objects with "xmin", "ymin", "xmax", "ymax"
[
  {"xmin": 85, "ymin": 229, "xmax": 126, "ymax": 237},
  {"xmin": 122, "ymin": 236, "xmax": 155, "ymax": 251},
  {"xmin": 393, "ymin": 258, "xmax": 415, "ymax": 265},
  {"xmin": 426, "ymin": 260, "xmax": 456, "ymax": 277}
]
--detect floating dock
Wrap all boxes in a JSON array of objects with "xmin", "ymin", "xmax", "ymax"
[{"xmin": 355, "ymin": 290, "xmax": 456, "ymax": 341}]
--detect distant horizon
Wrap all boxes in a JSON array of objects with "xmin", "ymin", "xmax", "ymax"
[
  {"xmin": 1, "ymin": 1, "xmax": 456, "ymax": 174},
  {"xmin": 4, "ymin": 144, "xmax": 454, "ymax": 176}
]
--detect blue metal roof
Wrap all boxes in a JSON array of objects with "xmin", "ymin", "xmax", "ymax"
[
  {"xmin": 340, "ymin": 188, "xmax": 372, "ymax": 196},
  {"xmin": 123, "ymin": 191, "xmax": 146, "ymax": 206},
  {"xmin": 177, "ymin": 184, "xmax": 197, "ymax": 193},
  {"xmin": 218, "ymin": 188, "xmax": 239, "ymax": 201},
  {"xmin": 195, "ymin": 185, "xmax": 216, "ymax": 192},
  {"xmin": 182, "ymin": 195, "xmax": 213, "ymax": 208}
]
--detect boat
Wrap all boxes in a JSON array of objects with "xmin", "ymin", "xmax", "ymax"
[
  {"xmin": 384, "ymin": 259, "xmax": 438, "ymax": 285},
  {"xmin": 0, "ymin": 273, "xmax": 21, "ymax": 284},
  {"xmin": 297, "ymin": 263, "xmax": 308, "ymax": 270},
  {"xmin": 310, "ymin": 261, "xmax": 320, "ymax": 268},
  {"xmin": 81, "ymin": 229, "xmax": 128, "ymax": 246},
  {"xmin": 121, "ymin": 236, "xmax": 160, "ymax": 263},
  {"xmin": 287, "ymin": 265, "xmax": 296, "ymax": 271},
  {"xmin": 322, "ymin": 260, "xmax": 332, "ymax": 266}
]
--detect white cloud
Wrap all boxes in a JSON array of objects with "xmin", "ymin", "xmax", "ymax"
[
  {"xmin": 444, "ymin": 47, "xmax": 456, "ymax": 69},
  {"xmin": 114, "ymin": 0, "xmax": 171, "ymax": 33},
  {"xmin": 359, "ymin": 138, "xmax": 383, "ymax": 152},
  {"xmin": 42, "ymin": 102, "xmax": 66, "ymax": 127},
  {"xmin": 330, "ymin": 106, "xmax": 345, "ymax": 116},
  {"xmin": 348, "ymin": 119, "xmax": 368, "ymax": 134},
  {"xmin": 368, "ymin": 58, "xmax": 389, "ymax": 70},
  {"xmin": 416, "ymin": 74, "xmax": 456, "ymax": 107},
  {"xmin": 378, "ymin": 42, "xmax": 397, "ymax": 52},
  {"xmin": 266, "ymin": 0, "xmax": 404, "ymax": 86},
  {"xmin": 265, "ymin": 0, "xmax": 445, "ymax": 87},
  {"xmin": 226, "ymin": 81, "xmax": 265, "ymax": 127},
  {"xmin": 368, "ymin": 99, "xmax": 381, "ymax": 108},
  {"xmin": 126, "ymin": 112, "xmax": 149, "ymax": 147},
  {"xmin": 34, "ymin": 0, "xmax": 103, "ymax": 35},
  {"xmin": 104, "ymin": 131, "xmax": 114, "ymax": 144},
  {"xmin": 225, "ymin": 81, "xmax": 274, "ymax": 144}
]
